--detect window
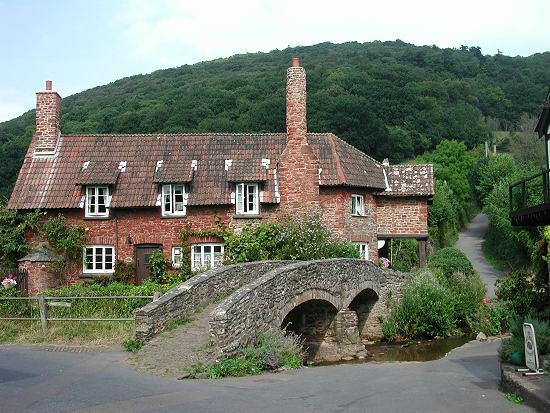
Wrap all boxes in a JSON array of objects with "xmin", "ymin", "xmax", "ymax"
[
  {"xmin": 83, "ymin": 245, "xmax": 114, "ymax": 273},
  {"xmin": 236, "ymin": 183, "xmax": 259, "ymax": 215},
  {"xmin": 191, "ymin": 243, "xmax": 224, "ymax": 271},
  {"xmin": 351, "ymin": 194, "xmax": 364, "ymax": 216},
  {"xmin": 162, "ymin": 184, "xmax": 186, "ymax": 216},
  {"xmin": 86, "ymin": 186, "xmax": 110, "ymax": 218},
  {"xmin": 355, "ymin": 243, "xmax": 369, "ymax": 260},
  {"xmin": 172, "ymin": 246, "xmax": 183, "ymax": 268}
]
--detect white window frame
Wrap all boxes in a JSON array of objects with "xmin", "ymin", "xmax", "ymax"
[
  {"xmin": 172, "ymin": 246, "xmax": 183, "ymax": 268},
  {"xmin": 351, "ymin": 194, "xmax": 364, "ymax": 216},
  {"xmin": 191, "ymin": 243, "xmax": 224, "ymax": 271},
  {"xmin": 85, "ymin": 186, "xmax": 110, "ymax": 218},
  {"xmin": 235, "ymin": 183, "xmax": 259, "ymax": 215},
  {"xmin": 83, "ymin": 245, "xmax": 115, "ymax": 274},
  {"xmin": 354, "ymin": 243, "xmax": 369, "ymax": 261},
  {"xmin": 161, "ymin": 183, "xmax": 187, "ymax": 217}
]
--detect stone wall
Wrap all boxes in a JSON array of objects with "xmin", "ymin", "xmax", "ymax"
[
  {"xmin": 134, "ymin": 260, "xmax": 293, "ymax": 341},
  {"xmin": 376, "ymin": 196, "xmax": 429, "ymax": 237},
  {"xmin": 209, "ymin": 259, "xmax": 407, "ymax": 354}
]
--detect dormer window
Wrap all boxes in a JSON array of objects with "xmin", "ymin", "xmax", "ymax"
[
  {"xmin": 85, "ymin": 186, "xmax": 110, "ymax": 218},
  {"xmin": 236, "ymin": 183, "xmax": 259, "ymax": 215},
  {"xmin": 161, "ymin": 184, "xmax": 186, "ymax": 217},
  {"xmin": 351, "ymin": 194, "xmax": 364, "ymax": 216}
]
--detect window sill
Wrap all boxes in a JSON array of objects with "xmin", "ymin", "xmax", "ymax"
[
  {"xmin": 161, "ymin": 214, "xmax": 187, "ymax": 219},
  {"xmin": 351, "ymin": 214, "xmax": 367, "ymax": 218},
  {"xmin": 79, "ymin": 272, "xmax": 115, "ymax": 278},
  {"xmin": 84, "ymin": 216, "xmax": 111, "ymax": 220},
  {"xmin": 233, "ymin": 214, "xmax": 262, "ymax": 219}
]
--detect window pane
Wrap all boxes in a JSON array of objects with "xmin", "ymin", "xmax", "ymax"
[
  {"xmin": 193, "ymin": 246, "xmax": 201, "ymax": 269},
  {"xmin": 85, "ymin": 248, "xmax": 94, "ymax": 270},
  {"xmin": 203, "ymin": 246, "xmax": 212, "ymax": 268},
  {"xmin": 95, "ymin": 247, "xmax": 103, "ymax": 270},
  {"xmin": 162, "ymin": 185, "xmax": 171, "ymax": 213},
  {"xmin": 213, "ymin": 245, "xmax": 223, "ymax": 267},
  {"xmin": 174, "ymin": 185, "xmax": 184, "ymax": 212},
  {"xmin": 236, "ymin": 184, "xmax": 244, "ymax": 213},
  {"xmin": 88, "ymin": 187, "xmax": 96, "ymax": 214}
]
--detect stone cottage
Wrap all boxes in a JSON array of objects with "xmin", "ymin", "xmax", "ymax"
[{"xmin": 8, "ymin": 58, "xmax": 433, "ymax": 293}]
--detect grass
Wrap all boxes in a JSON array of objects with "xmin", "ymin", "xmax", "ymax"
[
  {"xmin": 163, "ymin": 316, "xmax": 196, "ymax": 333},
  {"xmin": 123, "ymin": 338, "xmax": 143, "ymax": 353},
  {"xmin": 481, "ymin": 240, "xmax": 509, "ymax": 272},
  {"xmin": 504, "ymin": 392, "xmax": 523, "ymax": 404},
  {"xmin": 0, "ymin": 320, "xmax": 134, "ymax": 346}
]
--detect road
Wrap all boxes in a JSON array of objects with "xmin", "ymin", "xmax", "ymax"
[
  {"xmin": 0, "ymin": 340, "xmax": 532, "ymax": 413},
  {"xmin": 455, "ymin": 213, "xmax": 506, "ymax": 298}
]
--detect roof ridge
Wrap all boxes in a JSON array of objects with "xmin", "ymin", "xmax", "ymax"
[
  {"xmin": 326, "ymin": 133, "xmax": 346, "ymax": 184},
  {"xmin": 61, "ymin": 132, "xmax": 287, "ymax": 138},
  {"xmin": 328, "ymin": 133, "xmax": 383, "ymax": 167}
]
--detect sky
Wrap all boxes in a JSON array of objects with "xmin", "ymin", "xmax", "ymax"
[{"xmin": 0, "ymin": 0, "xmax": 548, "ymax": 123}]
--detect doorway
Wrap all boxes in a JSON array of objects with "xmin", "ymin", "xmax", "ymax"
[{"xmin": 135, "ymin": 244, "xmax": 162, "ymax": 284}]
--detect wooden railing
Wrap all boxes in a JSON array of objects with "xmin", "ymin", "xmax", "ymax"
[{"xmin": 509, "ymin": 168, "xmax": 549, "ymax": 213}]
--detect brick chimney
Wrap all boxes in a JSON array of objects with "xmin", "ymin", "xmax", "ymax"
[
  {"xmin": 278, "ymin": 58, "xmax": 320, "ymax": 214},
  {"xmin": 34, "ymin": 81, "xmax": 61, "ymax": 155}
]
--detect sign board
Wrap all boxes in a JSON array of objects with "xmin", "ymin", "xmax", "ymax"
[{"xmin": 523, "ymin": 323, "xmax": 540, "ymax": 372}]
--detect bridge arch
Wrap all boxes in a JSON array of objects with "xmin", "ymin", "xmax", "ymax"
[{"xmin": 209, "ymin": 259, "xmax": 407, "ymax": 354}]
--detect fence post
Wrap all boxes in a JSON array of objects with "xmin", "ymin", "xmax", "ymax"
[
  {"xmin": 153, "ymin": 292, "xmax": 161, "ymax": 301},
  {"xmin": 38, "ymin": 294, "xmax": 48, "ymax": 333}
]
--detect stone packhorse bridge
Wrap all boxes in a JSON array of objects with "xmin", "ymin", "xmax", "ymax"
[{"xmin": 136, "ymin": 259, "xmax": 407, "ymax": 362}]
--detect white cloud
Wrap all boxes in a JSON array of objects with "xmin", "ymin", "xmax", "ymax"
[{"xmin": 117, "ymin": 0, "xmax": 549, "ymax": 67}]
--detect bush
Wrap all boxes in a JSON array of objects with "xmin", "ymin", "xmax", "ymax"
[
  {"xmin": 42, "ymin": 215, "xmax": 85, "ymax": 261},
  {"xmin": 496, "ymin": 270, "xmax": 536, "ymax": 315},
  {"xmin": 148, "ymin": 249, "xmax": 167, "ymax": 283},
  {"xmin": 207, "ymin": 329, "xmax": 304, "ymax": 378},
  {"xmin": 389, "ymin": 239, "xmax": 419, "ymax": 272},
  {"xmin": 428, "ymin": 247, "xmax": 476, "ymax": 279},
  {"xmin": 225, "ymin": 215, "xmax": 359, "ymax": 263},
  {"xmin": 112, "ymin": 261, "xmax": 136, "ymax": 284},
  {"xmin": 123, "ymin": 339, "xmax": 142, "ymax": 353},
  {"xmin": 498, "ymin": 313, "xmax": 550, "ymax": 364},
  {"xmin": 442, "ymin": 271, "xmax": 486, "ymax": 325},
  {"xmin": 468, "ymin": 300, "xmax": 513, "ymax": 336},
  {"xmin": 383, "ymin": 271, "xmax": 456, "ymax": 340}
]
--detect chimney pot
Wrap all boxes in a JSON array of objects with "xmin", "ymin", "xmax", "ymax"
[
  {"xmin": 291, "ymin": 57, "xmax": 300, "ymax": 67},
  {"xmin": 45, "ymin": 80, "xmax": 52, "ymax": 91}
]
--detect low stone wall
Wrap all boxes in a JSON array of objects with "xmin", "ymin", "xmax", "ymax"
[
  {"xmin": 134, "ymin": 260, "xmax": 293, "ymax": 341},
  {"xmin": 209, "ymin": 259, "xmax": 407, "ymax": 354}
]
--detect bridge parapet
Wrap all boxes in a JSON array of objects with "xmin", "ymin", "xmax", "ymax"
[{"xmin": 209, "ymin": 259, "xmax": 408, "ymax": 355}]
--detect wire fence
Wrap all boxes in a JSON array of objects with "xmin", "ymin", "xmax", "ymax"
[{"xmin": 0, "ymin": 292, "xmax": 160, "ymax": 332}]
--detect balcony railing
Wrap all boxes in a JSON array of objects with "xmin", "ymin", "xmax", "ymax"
[{"xmin": 509, "ymin": 168, "xmax": 550, "ymax": 226}]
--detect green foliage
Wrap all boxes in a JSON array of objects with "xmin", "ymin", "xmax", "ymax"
[
  {"xmin": 389, "ymin": 239, "xmax": 419, "ymax": 272},
  {"xmin": 498, "ymin": 313, "xmax": 550, "ymax": 364},
  {"xmin": 123, "ymin": 339, "xmax": 142, "ymax": 353},
  {"xmin": 0, "ymin": 205, "xmax": 42, "ymax": 271},
  {"xmin": 207, "ymin": 329, "xmax": 304, "ymax": 378},
  {"xmin": 225, "ymin": 215, "xmax": 359, "ymax": 263},
  {"xmin": 472, "ymin": 154, "xmax": 518, "ymax": 205},
  {"xmin": 428, "ymin": 180, "xmax": 460, "ymax": 248},
  {"xmin": 496, "ymin": 270, "xmax": 536, "ymax": 315},
  {"xmin": 468, "ymin": 300, "xmax": 513, "ymax": 336},
  {"xmin": 0, "ymin": 287, "xmax": 32, "ymax": 318},
  {"xmin": 1, "ymin": 42, "xmax": 548, "ymax": 200},
  {"xmin": 504, "ymin": 393, "xmax": 523, "ymax": 405},
  {"xmin": 148, "ymin": 249, "xmax": 167, "ymax": 283},
  {"xmin": 383, "ymin": 271, "xmax": 456, "ymax": 340},
  {"xmin": 163, "ymin": 316, "xmax": 196, "ymax": 333},
  {"xmin": 428, "ymin": 247, "xmax": 476, "ymax": 279},
  {"xmin": 442, "ymin": 271, "xmax": 486, "ymax": 326},
  {"xmin": 42, "ymin": 215, "xmax": 85, "ymax": 261},
  {"xmin": 112, "ymin": 261, "xmax": 136, "ymax": 284}
]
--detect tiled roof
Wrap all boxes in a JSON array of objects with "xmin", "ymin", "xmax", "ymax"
[
  {"xmin": 8, "ymin": 133, "xmax": 430, "ymax": 210},
  {"xmin": 381, "ymin": 164, "xmax": 435, "ymax": 197}
]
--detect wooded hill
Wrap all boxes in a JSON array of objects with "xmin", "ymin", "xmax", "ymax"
[{"xmin": 1, "ymin": 40, "xmax": 548, "ymax": 200}]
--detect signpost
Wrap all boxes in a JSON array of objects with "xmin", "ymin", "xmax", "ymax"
[{"xmin": 516, "ymin": 323, "xmax": 544, "ymax": 376}]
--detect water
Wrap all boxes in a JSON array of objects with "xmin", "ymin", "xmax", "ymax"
[{"xmin": 312, "ymin": 335, "xmax": 472, "ymax": 366}]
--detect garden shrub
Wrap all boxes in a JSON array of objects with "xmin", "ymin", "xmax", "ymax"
[
  {"xmin": 442, "ymin": 271, "xmax": 485, "ymax": 325},
  {"xmin": 148, "ymin": 249, "xmax": 167, "ymax": 283},
  {"xmin": 389, "ymin": 239, "xmax": 419, "ymax": 272},
  {"xmin": 468, "ymin": 300, "xmax": 513, "ymax": 336},
  {"xmin": 42, "ymin": 215, "xmax": 85, "ymax": 261},
  {"xmin": 0, "ymin": 206, "xmax": 41, "ymax": 271},
  {"xmin": 207, "ymin": 329, "xmax": 304, "ymax": 378},
  {"xmin": 428, "ymin": 247, "xmax": 475, "ymax": 279},
  {"xmin": 383, "ymin": 271, "xmax": 455, "ymax": 340},
  {"xmin": 225, "ymin": 215, "xmax": 359, "ymax": 263},
  {"xmin": 112, "ymin": 261, "xmax": 136, "ymax": 284},
  {"xmin": 498, "ymin": 313, "xmax": 550, "ymax": 364},
  {"xmin": 495, "ymin": 270, "xmax": 536, "ymax": 316}
]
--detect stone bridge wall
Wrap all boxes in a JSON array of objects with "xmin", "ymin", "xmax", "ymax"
[
  {"xmin": 134, "ymin": 260, "xmax": 293, "ymax": 341},
  {"xmin": 209, "ymin": 259, "xmax": 407, "ymax": 354}
]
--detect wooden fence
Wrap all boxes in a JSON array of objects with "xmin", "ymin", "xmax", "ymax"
[{"xmin": 0, "ymin": 292, "xmax": 160, "ymax": 332}]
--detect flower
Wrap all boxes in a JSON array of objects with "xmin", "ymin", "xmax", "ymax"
[{"xmin": 2, "ymin": 277, "xmax": 17, "ymax": 289}]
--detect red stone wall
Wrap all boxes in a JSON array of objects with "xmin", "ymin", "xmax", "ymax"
[
  {"xmin": 320, "ymin": 187, "xmax": 378, "ymax": 262},
  {"xmin": 375, "ymin": 196, "xmax": 429, "ymax": 237},
  {"xmin": 34, "ymin": 89, "xmax": 61, "ymax": 154}
]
